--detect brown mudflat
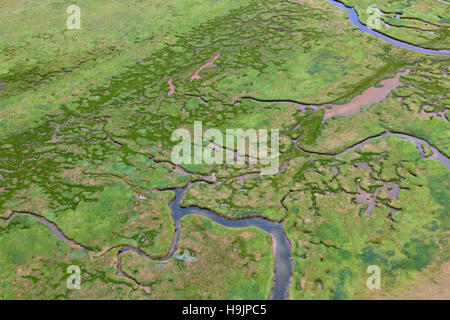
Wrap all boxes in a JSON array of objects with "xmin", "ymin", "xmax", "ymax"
[
  {"xmin": 323, "ymin": 70, "xmax": 410, "ymax": 119},
  {"xmin": 191, "ymin": 52, "xmax": 221, "ymax": 81},
  {"xmin": 167, "ymin": 77, "xmax": 175, "ymax": 96}
]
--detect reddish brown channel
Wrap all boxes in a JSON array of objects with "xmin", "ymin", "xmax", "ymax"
[
  {"xmin": 167, "ymin": 77, "xmax": 175, "ymax": 96},
  {"xmin": 191, "ymin": 52, "xmax": 221, "ymax": 81}
]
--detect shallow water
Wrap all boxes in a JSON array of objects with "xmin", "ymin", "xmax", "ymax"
[
  {"xmin": 323, "ymin": 70, "xmax": 410, "ymax": 119},
  {"xmin": 294, "ymin": 131, "xmax": 450, "ymax": 170},
  {"xmin": 167, "ymin": 184, "xmax": 293, "ymax": 300},
  {"xmin": 4, "ymin": 212, "xmax": 88, "ymax": 252},
  {"xmin": 117, "ymin": 182, "xmax": 292, "ymax": 300},
  {"xmin": 242, "ymin": 70, "xmax": 410, "ymax": 123},
  {"xmin": 326, "ymin": 0, "xmax": 450, "ymax": 56},
  {"xmin": 5, "ymin": 130, "xmax": 449, "ymax": 300}
]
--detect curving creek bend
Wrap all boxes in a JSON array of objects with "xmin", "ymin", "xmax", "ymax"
[
  {"xmin": 2, "ymin": 0, "xmax": 449, "ymax": 300},
  {"xmin": 113, "ymin": 124, "xmax": 450, "ymax": 299},
  {"xmin": 326, "ymin": 0, "xmax": 450, "ymax": 56},
  {"xmin": 4, "ymin": 131, "xmax": 449, "ymax": 299}
]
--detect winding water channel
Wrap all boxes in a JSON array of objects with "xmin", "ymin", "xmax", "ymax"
[
  {"xmin": 2, "ymin": 0, "xmax": 449, "ymax": 300},
  {"xmin": 119, "ymin": 183, "xmax": 292, "ymax": 300},
  {"xmin": 120, "ymin": 131, "xmax": 449, "ymax": 300},
  {"xmin": 3, "ymin": 131, "xmax": 449, "ymax": 299},
  {"xmin": 326, "ymin": 0, "xmax": 450, "ymax": 56},
  {"xmin": 294, "ymin": 130, "xmax": 450, "ymax": 170}
]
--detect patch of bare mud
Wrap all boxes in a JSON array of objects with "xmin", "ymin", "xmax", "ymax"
[
  {"xmin": 323, "ymin": 70, "xmax": 410, "ymax": 120},
  {"xmin": 167, "ymin": 77, "xmax": 175, "ymax": 96},
  {"xmin": 191, "ymin": 52, "xmax": 221, "ymax": 81},
  {"xmin": 355, "ymin": 180, "xmax": 400, "ymax": 215}
]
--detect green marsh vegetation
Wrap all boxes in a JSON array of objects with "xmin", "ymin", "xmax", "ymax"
[
  {"xmin": 339, "ymin": 0, "xmax": 450, "ymax": 50},
  {"xmin": 0, "ymin": 0, "xmax": 448, "ymax": 299},
  {"xmin": 121, "ymin": 215, "xmax": 274, "ymax": 300}
]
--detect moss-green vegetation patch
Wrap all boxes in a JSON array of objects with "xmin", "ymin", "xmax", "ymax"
[
  {"xmin": 122, "ymin": 215, "xmax": 274, "ymax": 299},
  {"xmin": 0, "ymin": 0, "xmax": 448, "ymax": 300}
]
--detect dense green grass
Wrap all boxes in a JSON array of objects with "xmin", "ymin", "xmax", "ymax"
[
  {"xmin": 0, "ymin": 0, "xmax": 448, "ymax": 299},
  {"xmin": 285, "ymin": 137, "xmax": 449, "ymax": 299},
  {"xmin": 339, "ymin": 0, "xmax": 450, "ymax": 49},
  {"xmin": 0, "ymin": 0, "xmax": 253, "ymax": 138},
  {"xmin": 121, "ymin": 215, "xmax": 274, "ymax": 299},
  {"xmin": 298, "ymin": 58, "xmax": 449, "ymax": 156}
]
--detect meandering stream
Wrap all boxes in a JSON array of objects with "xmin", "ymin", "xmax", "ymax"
[
  {"xmin": 4, "ymin": 130, "xmax": 449, "ymax": 300},
  {"xmin": 294, "ymin": 130, "xmax": 450, "ymax": 170},
  {"xmin": 2, "ymin": 1, "xmax": 450, "ymax": 300},
  {"xmin": 117, "ymin": 183, "xmax": 292, "ymax": 300},
  {"xmin": 326, "ymin": 0, "xmax": 450, "ymax": 56}
]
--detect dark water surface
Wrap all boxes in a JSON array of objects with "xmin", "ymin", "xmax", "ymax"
[{"xmin": 326, "ymin": 0, "xmax": 450, "ymax": 56}]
